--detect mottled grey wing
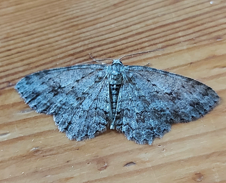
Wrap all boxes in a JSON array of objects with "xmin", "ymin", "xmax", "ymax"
[
  {"xmin": 115, "ymin": 66, "xmax": 219, "ymax": 145},
  {"xmin": 15, "ymin": 64, "xmax": 110, "ymax": 141}
]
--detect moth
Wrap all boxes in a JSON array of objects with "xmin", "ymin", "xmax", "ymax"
[{"xmin": 15, "ymin": 53, "xmax": 219, "ymax": 145}]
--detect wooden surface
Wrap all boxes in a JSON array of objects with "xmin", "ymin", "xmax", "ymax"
[{"xmin": 0, "ymin": 0, "xmax": 226, "ymax": 182}]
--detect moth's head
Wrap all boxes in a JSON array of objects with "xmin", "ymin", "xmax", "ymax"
[
  {"xmin": 110, "ymin": 59, "xmax": 124, "ymax": 72},
  {"xmin": 108, "ymin": 59, "xmax": 124, "ymax": 84},
  {"xmin": 112, "ymin": 59, "xmax": 123, "ymax": 65}
]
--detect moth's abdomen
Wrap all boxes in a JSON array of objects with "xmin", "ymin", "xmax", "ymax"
[{"xmin": 110, "ymin": 84, "xmax": 121, "ymax": 117}]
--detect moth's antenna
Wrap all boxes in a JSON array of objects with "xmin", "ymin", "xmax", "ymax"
[
  {"xmin": 89, "ymin": 53, "xmax": 113, "ymax": 64},
  {"xmin": 118, "ymin": 48, "xmax": 163, "ymax": 61}
]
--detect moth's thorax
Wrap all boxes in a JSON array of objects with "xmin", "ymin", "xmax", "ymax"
[{"xmin": 108, "ymin": 59, "xmax": 124, "ymax": 85}]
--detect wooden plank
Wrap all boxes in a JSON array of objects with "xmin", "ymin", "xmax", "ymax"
[{"xmin": 0, "ymin": 0, "xmax": 226, "ymax": 182}]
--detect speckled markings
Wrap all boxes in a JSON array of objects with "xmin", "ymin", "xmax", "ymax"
[{"xmin": 15, "ymin": 59, "xmax": 219, "ymax": 145}]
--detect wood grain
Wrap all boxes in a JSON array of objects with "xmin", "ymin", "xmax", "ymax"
[{"xmin": 0, "ymin": 0, "xmax": 226, "ymax": 182}]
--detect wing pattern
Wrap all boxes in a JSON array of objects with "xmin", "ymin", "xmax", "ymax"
[
  {"xmin": 16, "ymin": 64, "xmax": 110, "ymax": 140},
  {"xmin": 115, "ymin": 66, "xmax": 219, "ymax": 144},
  {"xmin": 16, "ymin": 62, "xmax": 219, "ymax": 145}
]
